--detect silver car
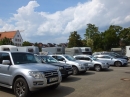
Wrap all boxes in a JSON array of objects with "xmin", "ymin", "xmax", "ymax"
[
  {"xmin": 93, "ymin": 55, "xmax": 128, "ymax": 67},
  {"xmin": 49, "ymin": 54, "xmax": 89, "ymax": 75},
  {"xmin": 0, "ymin": 51, "xmax": 62, "ymax": 97},
  {"xmin": 73, "ymin": 55, "xmax": 110, "ymax": 71}
]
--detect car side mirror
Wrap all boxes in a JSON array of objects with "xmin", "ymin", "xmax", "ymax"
[
  {"xmin": 63, "ymin": 60, "xmax": 66, "ymax": 63},
  {"xmin": 2, "ymin": 60, "xmax": 10, "ymax": 65}
]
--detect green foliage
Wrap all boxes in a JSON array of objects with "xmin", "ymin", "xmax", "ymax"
[
  {"xmin": 87, "ymin": 38, "xmax": 93, "ymax": 48},
  {"xmin": 68, "ymin": 31, "xmax": 83, "ymax": 48},
  {"xmin": 0, "ymin": 37, "xmax": 14, "ymax": 45},
  {"xmin": 22, "ymin": 41, "xmax": 32, "ymax": 46}
]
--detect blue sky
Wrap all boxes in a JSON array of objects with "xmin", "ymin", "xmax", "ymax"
[{"xmin": 0, "ymin": 0, "xmax": 130, "ymax": 44}]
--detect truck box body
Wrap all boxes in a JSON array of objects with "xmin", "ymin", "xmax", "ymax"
[
  {"xmin": 17, "ymin": 46, "xmax": 39, "ymax": 54},
  {"xmin": 65, "ymin": 47, "xmax": 82, "ymax": 56},
  {"xmin": 42, "ymin": 47, "xmax": 65, "ymax": 54},
  {"xmin": 0, "ymin": 45, "xmax": 18, "ymax": 51},
  {"xmin": 78, "ymin": 47, "xmax": 92, "ymax": 55},
  {"xmin": 126, "ymin": 46, "xmax": 130, "ymax": 57}
]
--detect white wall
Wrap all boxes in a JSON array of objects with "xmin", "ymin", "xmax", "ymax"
[{"xmin": 12, "ymin": 31, "xmax": 23, "ymax": 46}]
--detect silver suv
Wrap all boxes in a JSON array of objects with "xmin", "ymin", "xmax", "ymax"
[
  {"xmin": 0, "ymin": 51, "xmax": 62, "ymax": 97},
  {"xmin": 49, "ymin": 54, "xmax": 89, "ymax": 75},
  {"xmin": 73, "ymin": 55, "xmax": 110, "ymax": 71},
  {"xmin": 93, "ymin": 55, "xmax": 128, "ymax": 67}
]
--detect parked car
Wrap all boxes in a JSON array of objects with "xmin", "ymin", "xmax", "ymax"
[
  {"xmin": 35, "ymin": 55, "xmax": 73, "ymax": 78},
  {"xmin": 0, "ymin": 51, "xmax": 62, "ymax": 97},
  {"xmin": 49, "ymin": 54, "xmax": 89, "ymax": 75},
  {"xmin": 93, "ymin": 55, "xmax": 128, "ymax": 67},
  {"xmin": 93, "ymin": 51, "xmax": 129, "ymax": 61},
  {"xmin": 73, "ymin": 55, "xmax": 110, "ymax": 71}
]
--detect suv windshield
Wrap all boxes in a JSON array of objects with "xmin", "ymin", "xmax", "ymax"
[
  {"xmin": 40, "ymin": 56, "xmax": 58, "ymax": 63},
  {"xmin": 64, "ymin": 55, "xmax": 76, "ymax": 61},
  {"xmin": 11, "ymin": 53, "xmax": 38, "ymax": 64}
]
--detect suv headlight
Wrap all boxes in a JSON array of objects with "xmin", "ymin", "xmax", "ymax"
[
  {"xmin": 102, "ymin": 63, "xmax": 106, "ymax": 65},
  {"xmin": 59, "ymin": 66, "xmax": 64, "ymax": 70},
  {"xmin": 29, "ymin": 71, "xmax": 45, "ymax": 79},
  {"xmin": 79, "ymin": 64, "xmax": 84, "ymax": 67}
]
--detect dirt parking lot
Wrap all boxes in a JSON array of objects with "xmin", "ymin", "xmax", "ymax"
[{"xmin": 0, "ymin": 63, "xmax": 130, "ymax": 97}]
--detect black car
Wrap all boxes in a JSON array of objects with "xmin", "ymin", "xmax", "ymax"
[{"xmin": 35, "ymin": 55, "xmax": 73, "ymax": 78}]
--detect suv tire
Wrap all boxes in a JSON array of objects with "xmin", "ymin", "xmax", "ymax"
[
  {"xmin": 114, "ymin": 61, "xmax": 122, "ymax": 67},
  {"xmin": 72, "ymin": 66, "xmax": 79, "ymax": 75},
  {"xmin": 14, "ymin": 77, "xmax": 30, "ymax": 97},
  {"xmin": 94, "ymin": 65, "xmax": 101, "ymax": 71}
]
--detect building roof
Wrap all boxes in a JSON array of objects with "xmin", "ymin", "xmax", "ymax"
[{"xmin": 0, "ymin": 31, "xmax": 17, "ymax": 39}]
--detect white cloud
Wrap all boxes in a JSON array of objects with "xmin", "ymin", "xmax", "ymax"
[{"xmin": 0, "ymin": 0, "xmax": 130, "ymax": 43}]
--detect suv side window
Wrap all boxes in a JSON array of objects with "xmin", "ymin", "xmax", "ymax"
[
  {"xmin": 84, "ymin": 57, "xmax": 91, "ymax": 61},
  {"xmin": 74, "ymin": 56, "xmax": 81, "ymax": 60},
  {"xmin": 0, "ymin": 53, "xmax": 11, "ymax": 65},
  {"xmin": 57, "ymin": 56, "xmax": 65, "ymax": 61}
]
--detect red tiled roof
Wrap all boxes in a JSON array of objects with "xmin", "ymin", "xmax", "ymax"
[{"xmin": 0, "ymin": 31, "xmax": 17, "ymax": 39}]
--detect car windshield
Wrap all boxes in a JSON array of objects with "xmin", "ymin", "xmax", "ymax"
[
  {"xmin": 64, "ymin": 55, "xmax": 76, "ymax": 61},
  {"xmin": 11, "ymin": 53, "xmax": 38, "ymax": 65},
  {"xmin": 40, "ymin": 56, "xmax": 58, "ymax": 63},
  {"xmin": 91, "ymin": 56, "xmax": 98, "ymax": 61}
]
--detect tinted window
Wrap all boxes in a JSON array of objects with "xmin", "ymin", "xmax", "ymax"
[
  {"xmin": 11, "ymin": 53, "xmax": 38, "ymax": 64},
  {"xmin": 0, "ymin": 53, "xmax": 11, "ymax": 64},
  {"xmin": 57, "ymin": 56, "xmax": 65, "ymax": 61}
]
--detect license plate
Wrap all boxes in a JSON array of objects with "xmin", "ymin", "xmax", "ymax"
[
  {"xmin": 49, "ymin": 77, "xmax": 58, "ymax": 82},
  {"xmin": 68, "ymin": 71, "xmax": 72, "ymax": 74}
]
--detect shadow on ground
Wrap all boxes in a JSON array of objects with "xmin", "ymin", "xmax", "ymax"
[
  {"xmin": 62, "ymin": 76, "xmax": 81, "ymax": 83},
  {"xmin": 0, "ymin": 87, "xmax": 14, "ymax": 95},
  {"xmin": 75, "ymin": 71, "xmax": 95, "ymax": 76},
  {"xmin": 31, "ymin": 85, "xmax": 75, "ymax": 97}
]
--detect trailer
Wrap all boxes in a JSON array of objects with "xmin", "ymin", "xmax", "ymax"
[
  {"xmin": 17, "ymin": 46, "xmax": 39, "ymax": 54},
  {"xmin": 42, "ymin": 47, "xmax": 65, "ymax": 54},
  {"xmin": 78, "ymin": 47, "xmax": 92, "ymax": 55},
  {"xmin": 0, "ymin": 45, "xmax": 18, "ymax": 51},
  {"xmin": 111, "ymin": 48, "xmax": 123, "ymax": 55},
  {"xmin": 65, "ymin": 47, "xmax": 82, "ymax": 56},
  {"xmin": 126, "ymin": 46, "xmax": 130, "ymax": 58}
]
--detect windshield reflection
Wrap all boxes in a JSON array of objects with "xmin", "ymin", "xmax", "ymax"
[{"xmin": 12, "ymin": 53, "xmax": 38, "ymax": 64}]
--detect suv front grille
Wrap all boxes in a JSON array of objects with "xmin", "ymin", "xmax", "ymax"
[
  {"xmin": 44, "ymin": 70, "xmax": 59, "ymax": 84},
  {"xmin": 44, "ymin": 71, "xmax": 58, "ymax": 78},
  {"xmin": 65, "ymin": 67, "xmax": 72, "ymax": 71},
  {"xmin": 84, "ymin": 63, "xmax": 88, "ymax": 66}
]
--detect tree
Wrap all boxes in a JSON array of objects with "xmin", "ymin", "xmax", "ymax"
[
  {"xmin": 84, "ymin": 23, "xmax": 100, "ymax": 51},
  {"xmin": 22, "ymin": 41, "xmax": 32, "ymax": 46},
  {"xmin": 102, "ymin": 25, "xmax": 122, "ymax": 51},
  {"xmin": 0, "ymin": 37, "xmax": 14, "ymax": 45},
  {"xmin": 68, "ymin": 31, "xmax": 83, "ymax": 48},
  {"xmin": 119, "ymin": 27, "xmax": 130, "ymax": 47}
]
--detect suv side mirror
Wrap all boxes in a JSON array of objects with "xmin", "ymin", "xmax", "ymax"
[
  {"xmin": 63, "ymin": 60, "xmax": 66, "ymax": 63},
  {"xmin": 2, "ymin": 60, "xmax": 10, "ymax": 65}
]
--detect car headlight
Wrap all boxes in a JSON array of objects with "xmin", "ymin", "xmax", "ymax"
[
  {"xmin": 79, "ymin": 64, "xmax": 84, "ymax": 67},
  {"xmin": 102, "ymin": 63, "xmax": 106, "ymax": 65},
  {"xmin": 59, "ymin": 66, "xmax": 64, "ymax": 70},
  {"xmin": 29, "ymin": 71, "xmax": 45, "ymax": 79}
]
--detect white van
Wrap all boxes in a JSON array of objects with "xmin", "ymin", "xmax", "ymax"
[
  {"xmin": 0, "ymin": 45, "xmax": 18, "ymax": 51},
  {"xmin": 17, "ymin": 46, "xmax": 39, "ymax": 54}
]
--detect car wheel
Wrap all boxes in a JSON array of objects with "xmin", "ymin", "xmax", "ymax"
[
  {"xmin": 14, "ymin": 78, "xmax": 30, "ymax": 97},
  {"xmin": 49, "ymin": 83, "xmax": 60, "ymax": 90},
  {"xmin": 94, "ymin": 65, "xmax": 101, "ymax": 71},
  {"xmin": 114, "ymin": 61, "xmax": 122, "ymax": 67},
  {"xmin": 72, "ymin": 66, "xmax": 79, "ymax": 75}
]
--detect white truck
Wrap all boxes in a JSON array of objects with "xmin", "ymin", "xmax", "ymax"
[
  {"xmin": 17, "ymin": 46, "xmax": 39, "ymax": 54},
  {"xmin": 126, "ymin": 46, "xmax": 130, "ymax": 58},
  {"xmin": 0, "ymin": 45, "xmax": 18, "ymax": 51},
  {"xmin": 65, "ymin": 47, "xmax": 82, "ymax": 56},
  {"xmin": 42, "ymin": 47, "xmax": 65, "ymax": 54}
]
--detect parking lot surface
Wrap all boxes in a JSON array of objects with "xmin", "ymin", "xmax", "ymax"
[{"xmin": 0, "ymin": 63, "xmax": 130, "ymax": 97}]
